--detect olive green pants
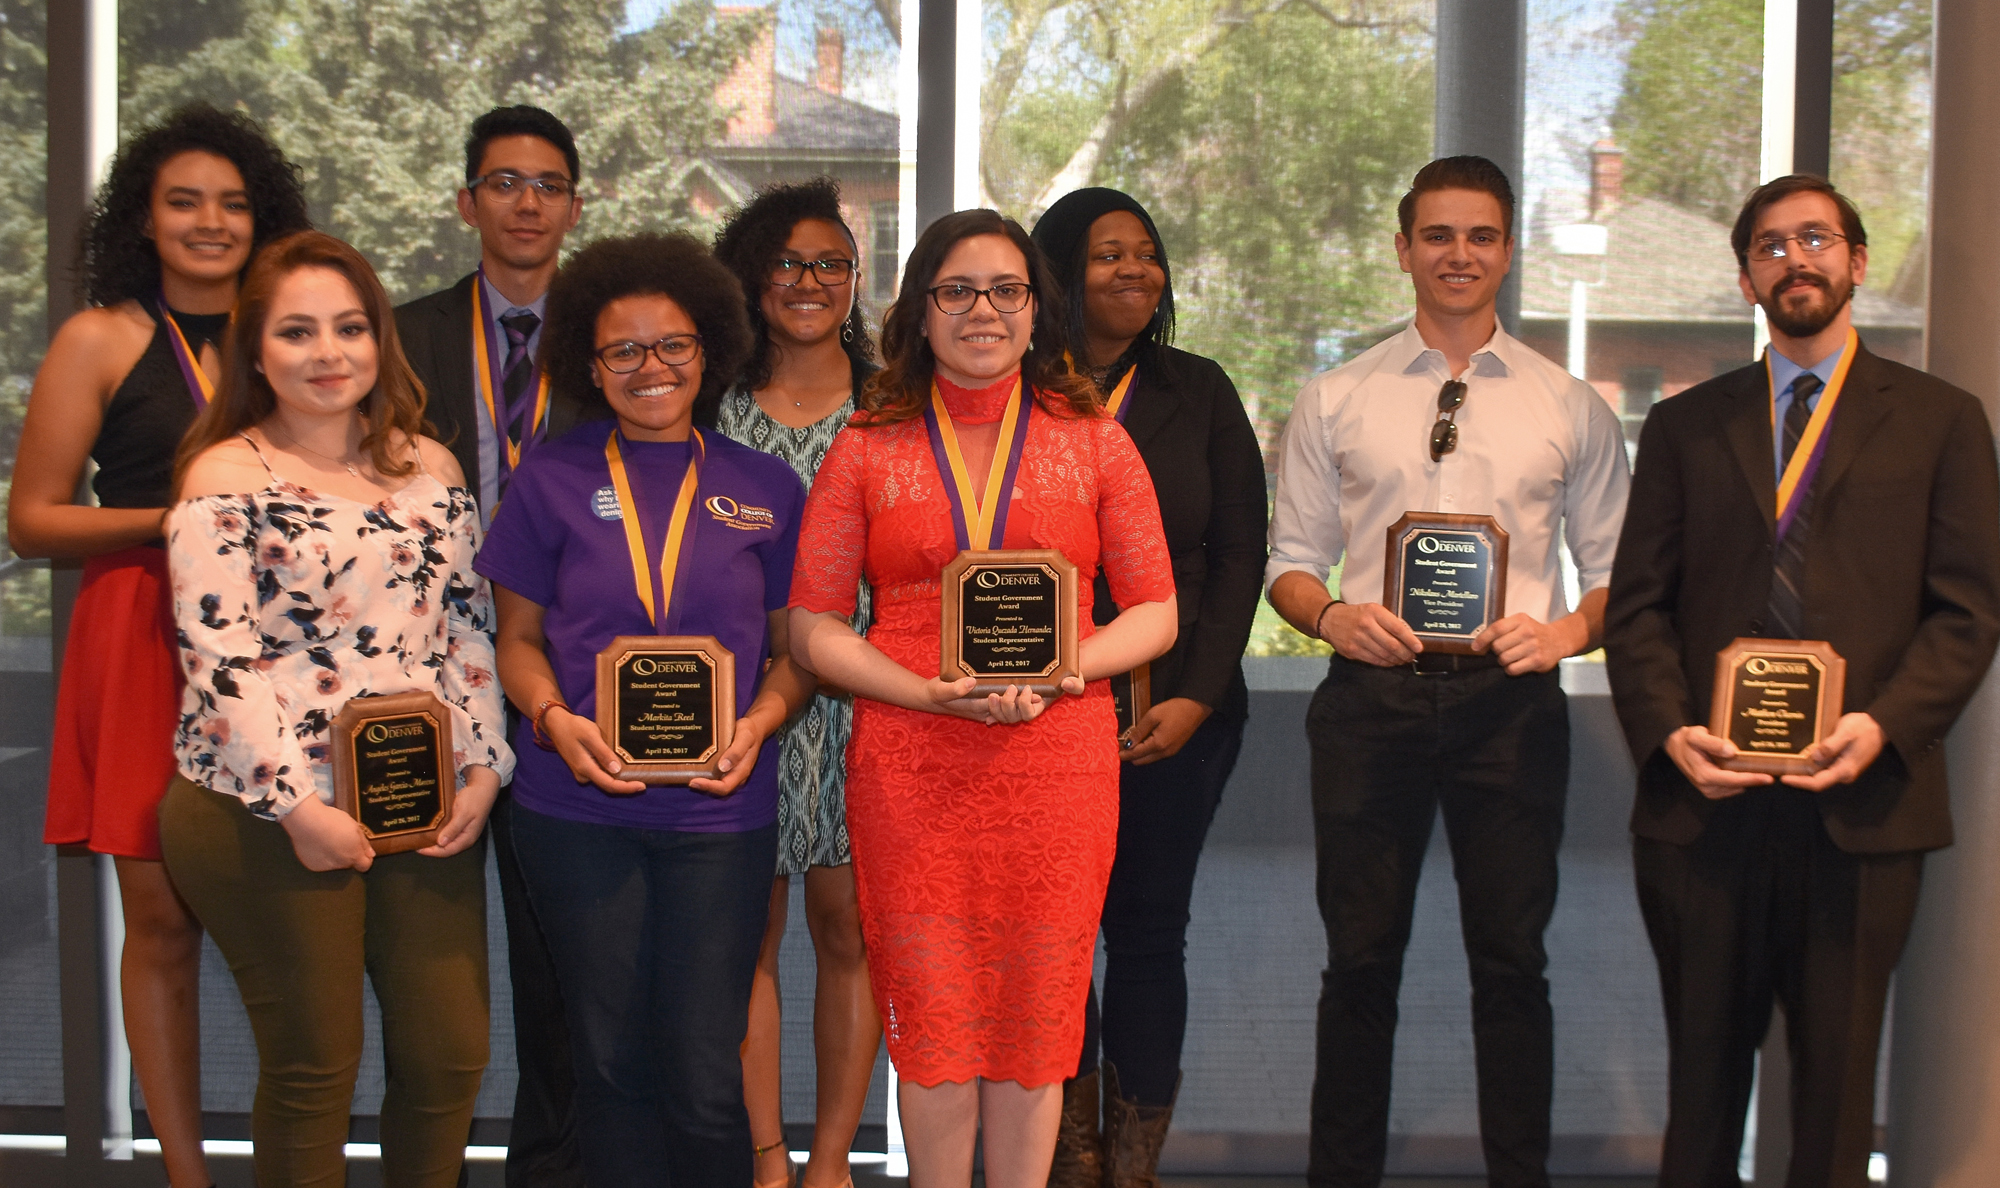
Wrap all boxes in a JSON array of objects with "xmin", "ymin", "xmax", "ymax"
[{"xmin": 159, "ymin": 776, "xmax": 488, "ymax": 1188}]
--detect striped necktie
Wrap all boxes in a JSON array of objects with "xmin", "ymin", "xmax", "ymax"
[
  {"xmin": 499, "ymin": 309, "xmax": 541, "ymax": 453},
  {"xmin": 1766, "ymin": 372, "xmax": 1822, "ymax": 639}
]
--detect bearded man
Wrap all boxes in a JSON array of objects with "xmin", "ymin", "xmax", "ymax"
[{"xmin": 1604, "ymin": 175, "xmax": 2000, "ymax": 1187}]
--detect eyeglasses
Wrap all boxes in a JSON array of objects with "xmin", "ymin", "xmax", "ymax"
[
  {"xmin": 927, "ymin": 282, "xmax": 1034, "ymax": 315},
  {"xmin": 469, "ymin": 172, "xmax": 576, "ymax": 205},
  {"xmin": 1748, "ymin": 229, "xmax": 1847, "ymax": 261},
  {"xmin": 770, "ymin": 258, "xmax": 856, "ymax": 287},
  {"xmin": 595, "ymin": 335, "xmax": 702, "ymax": 373},
  {"xmin": 1429, "ymin": 380, "xmax": 1466, "ymax": 461}
]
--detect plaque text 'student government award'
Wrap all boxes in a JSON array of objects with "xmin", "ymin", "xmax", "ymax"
[
  {"xmin": 927, "ymin": 378, "xmax": 1080, "ymax": 695},
  {"xmin": 332, "ymin": 690, "xmax": 455, "ymax": 854},
  {"xmin": 1383, "ymin": 511, "xmax": 1509, "ymax": 654},
  {"xmin": 594, "ymin": 429, "xmax": 735, "ymax": 784},
  {"xmin": 1709, "ymin": 638, "xmax": 1846, "ymax": 775}
]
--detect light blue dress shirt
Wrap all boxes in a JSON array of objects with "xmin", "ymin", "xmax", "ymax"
[
  {"xmin": 1767, "ymin": 338, "xmax": 1848, "ymax": 483},
  {"xmin": 473, "ymin": 273, "xmax": 549, "ymax": 524}
]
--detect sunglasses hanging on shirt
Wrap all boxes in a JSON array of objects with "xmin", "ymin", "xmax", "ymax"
[{"xmin": 1429, "ymin": 379, "xmax": 1467, "ymax": 461}]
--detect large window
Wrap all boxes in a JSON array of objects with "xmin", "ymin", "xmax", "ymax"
[{"xmin": 0, "ymin": 0, "xmax": 56, "ymax": 1120}]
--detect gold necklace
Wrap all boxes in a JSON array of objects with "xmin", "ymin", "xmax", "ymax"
[{"xmin": 277, "ymin": 424, "xmax": 365, "ymax": 477}]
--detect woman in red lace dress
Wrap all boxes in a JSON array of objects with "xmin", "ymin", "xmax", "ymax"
[{"xmin": 789, "ymin": 210, "xmax": 1177, "ymax": 1188}]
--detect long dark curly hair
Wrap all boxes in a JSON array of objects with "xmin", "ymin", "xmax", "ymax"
[
  {"xmin": 862, "ymin": 209, "xmax": 1094, "ymax": 426},
  {"xmin": 541, "ymin": 233, "xmax": 755, "ymax": 428},
  {"xmin": 82, "ymin": 103, "xmax": 312, "ymax": 308},
  {"xmin": 712, "ymin": 176, "xmax": 877, "ymax": 395}
]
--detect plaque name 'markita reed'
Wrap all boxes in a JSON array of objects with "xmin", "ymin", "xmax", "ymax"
[
  {"xmin": 594, "ymin": 427, "xmax": 736, "ymax": 783},
  {"xmin": 1383, "ymin": 511, "xmax": 1510, "ymax": 655},
  {"xmin": 331, "ymin": 690, "xmax": 455, "ymax": 854},
  {"xmin": 926, "ymin": 376, "xmax": 1080, "ymax": 695}
]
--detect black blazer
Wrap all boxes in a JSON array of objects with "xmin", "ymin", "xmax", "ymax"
[
  {"xmin": 394, "ymin": 272, "xmax": 580, "ymax": 496},
  {"xmin": 1605, "ymin": 342, "xmax": 2000, "ymax": 854},
  {"xmin": 1091, "ymin": 344, "xmax": 1269, "ymax": 722},
  {"xmin": 395, "ymin": 274, "xmax": 484, "ymax": 489}
]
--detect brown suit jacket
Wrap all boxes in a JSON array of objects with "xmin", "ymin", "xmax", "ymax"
[{"xmin": 1605, "ymin": 341, "xmax": 2000, "ymax": 854}]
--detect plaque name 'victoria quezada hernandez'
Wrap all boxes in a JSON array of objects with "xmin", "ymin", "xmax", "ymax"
[
  {"xmin": 1383, "ymin": 511, "xmax": 1509, "ymax": 654},
  {"xmin": 331, "ymin": 690, "xmax": 455, "ymax": 854},
  {"xmin": 593, "ymin": 427, "xmax": 736, "ymax": 784},
  {"xmin": 924, "ymin": 375, "xmax": 1079, "ymax": 696}
]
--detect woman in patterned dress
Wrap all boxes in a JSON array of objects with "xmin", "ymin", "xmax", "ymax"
[
  {"xmin": 158, "ymin": 231, "xmax": 512, "ymax": 1187},
  {"xmin": 713, "ymin": 178, "xmax": 880, "ymax": 1188},
  {"xmin": 788, "ymin": 210, "xmax": 1177, "ymax": 1188},
  {"xmin": 8, "ymin": 104, "xmax": 311, "ymax": 1188}
]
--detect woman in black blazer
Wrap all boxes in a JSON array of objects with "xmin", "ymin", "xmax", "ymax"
[{"xmin": 1031, "ymin": 188, "xmax": 1268, "ymax": 1188}]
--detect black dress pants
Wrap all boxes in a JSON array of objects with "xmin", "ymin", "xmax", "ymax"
[
  {"xmin": 490, "ymin": 792, "xmax": 585, "ymax": 1187},
  {"xmin": 1075, "ymin": 713, "xmax": 1246, "ymax": 1103},
  {"xmin": 1634, "ymin": 784, "xmax": 1922, "ymax": 1188},
  {"xmin": 1305, "ymin": 658, "xmax": 1569, "ymax": 1188}
]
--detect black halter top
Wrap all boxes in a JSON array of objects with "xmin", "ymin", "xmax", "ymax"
[{"xmin": 91, "ymin": 299, "xmax": 229, "ymax": 509}]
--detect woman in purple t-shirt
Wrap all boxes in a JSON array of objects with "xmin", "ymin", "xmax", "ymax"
[{"xmin": 475, "ymin": 233, "xmax": 816, "ymax": 1188}]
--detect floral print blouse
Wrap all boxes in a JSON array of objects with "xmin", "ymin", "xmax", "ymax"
[{"xmin": 168, "ymin": 463, "xmax": 514, "ymax": 820}]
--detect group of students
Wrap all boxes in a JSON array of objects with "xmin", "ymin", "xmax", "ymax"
[
  {"xmin": 16, "ymin": 102, "xmax": 1266, "ymax": 1188},
  {"xmin": 20, "ymin": 94, "xmax": 2000, "ymax": 1188}
]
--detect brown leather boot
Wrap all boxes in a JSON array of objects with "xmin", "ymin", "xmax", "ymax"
[
  {"xmin": 1101, "ymin": 1062, "xmax": 1177, "ymax": 1188},
  {"xmin": 1047, "ymin": 1069, "xmax": 1104, "ymax": 1188}
]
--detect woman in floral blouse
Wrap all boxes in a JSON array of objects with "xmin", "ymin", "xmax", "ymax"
[{"xmin": 158, "ymin": 230, "xmax": 512, "ymax": 1188}]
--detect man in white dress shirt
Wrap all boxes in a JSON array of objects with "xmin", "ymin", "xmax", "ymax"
[{"xmin": 1265, "ymin": 156, "xmax": 1631, "ymax": 1188}]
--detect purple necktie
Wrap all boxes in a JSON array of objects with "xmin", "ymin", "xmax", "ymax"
[{"xmin": 499, "ymin": 309, "xmax": 541, "ymax": 452}]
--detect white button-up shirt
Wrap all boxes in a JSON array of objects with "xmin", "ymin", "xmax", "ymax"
[{"xmin": 1265, "ymin": 322, "xmax": 1630, "ymax": 623}]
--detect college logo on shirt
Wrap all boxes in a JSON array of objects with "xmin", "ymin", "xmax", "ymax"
[
  {"xmin": 706, "ymin": 495, "xmax": 775, "ymax": 532},
  {"xmin": 591, "ymin": 486, "xmax": 623, "ymax": 521}
]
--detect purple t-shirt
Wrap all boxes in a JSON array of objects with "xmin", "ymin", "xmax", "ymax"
[{"xmin": 475, "ymin": 419, "xmax": 806, "ymax": 831}]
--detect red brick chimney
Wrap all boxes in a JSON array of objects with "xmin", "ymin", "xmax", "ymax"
[
  {"xmin": 1590, "ymin": 139, "xmax": 1625, "ymax": 221},
  {"xmin": 717, "ymin": 7, "xmax": 776, "ymax": 140},
  {"xmin": 815, "ymin": 25, "xmax": 844, "ymax": 96}
]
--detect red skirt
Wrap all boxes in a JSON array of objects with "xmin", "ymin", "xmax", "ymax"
[{"xmin": 44, "ymin": 546, "xmax": 184, "ymax": 861}]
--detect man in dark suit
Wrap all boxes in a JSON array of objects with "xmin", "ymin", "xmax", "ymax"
[
  {"xmin": 395, "ymin": 105, "xmax": 584, "ymax": 1188},
  {"xmin": 1606, "ymin": 174, "xmax": 2000, "ymax": 1188},
  {"xmin": 398, "ymin": 105, "xmax": 582, "ymax": 521}
]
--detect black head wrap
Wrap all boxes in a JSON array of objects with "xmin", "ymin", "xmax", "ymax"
[{"xmin": 1030, "ymin": 187, "xmax": 1175, "ymax": 360}]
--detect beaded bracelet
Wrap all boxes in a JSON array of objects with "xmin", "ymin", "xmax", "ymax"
[
  {"xmin": 531, "ymin": 698, "xmax": 568, "ymax": 751},
  {"xmin": 1313, "ymin": 599, "xmax": 1341, "ymax": 643}
]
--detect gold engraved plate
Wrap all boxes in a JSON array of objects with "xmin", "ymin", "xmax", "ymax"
[
  {"xmin": 331, "ymin": 690, "xmax": 455, "ymax": 854},
  {"xmin": 1709, "ymin": 638, "xmax": 1847, "ymax": 775},
  {"xmin": 1383, "ymin": 511, "xmax": 1510, "ymax": 655},
  {"xmin": 595, "ymin": 635, "xmax": 737, "ymax": 785},
  {"xmin": 939, "ymin": 549, "xmax": 1081, "ymax": 697}
]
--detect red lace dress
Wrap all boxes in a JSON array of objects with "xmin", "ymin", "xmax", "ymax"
[{"xmin": 791, "ymin": 372, "xmax": 1174, "ymax": 1086}]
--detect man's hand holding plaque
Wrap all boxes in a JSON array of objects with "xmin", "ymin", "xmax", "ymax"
[{"xmin": 1382, "ymin": 512, "xmax": 1509, "ymax": 654}]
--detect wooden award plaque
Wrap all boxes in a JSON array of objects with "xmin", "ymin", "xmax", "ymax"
[
  {"xmin": 1709, "ymin": 638, "xmax": 1847, "ymax": 775},
  {"xmin": 331, "ymin": 690, "xmax": 455, "ymax": 854},
  {"xmin": 1111, "ymin": 662, "xmax": 1152, "ymax": 742},
  {"xmin": 595, "ymin": 635, "xmax": 736, "ymax": 785},
  {"xmin": 939, "ymin": 549, "xmax": 1081, "ymax": 696},
  {"xmin": 1383, "ymin": 511, "xmax": 1509, "ymax": 654}
]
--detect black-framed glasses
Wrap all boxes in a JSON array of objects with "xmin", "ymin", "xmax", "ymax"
[
  {"xmin": 595, "ymin": 335, "xmax": 702, "ymax": 373},
  {"xmin": 469, "ymin": 172, "xmax": 576, "ymax": 205},
  {"xmin": 770, "ymin": 258, "xmax": 856, "ymax": 287},
  {"xmin": 1429, "ymin": 379, "xmax": 1467, "ymax": 461},
  {"xmin": 927, "ymin": 282, "xmax": 1034, "ymax": 315},
  {"xmin": 1748, "ymin": 229, "xmax": 1847, "ymax": 260}
]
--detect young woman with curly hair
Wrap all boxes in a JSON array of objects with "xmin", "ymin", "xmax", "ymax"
[
  {"xmin": 7, "ymin": 101, "xmax": 310, "ymax": 1188},
  {"xmin": 712, "ymin": 177, "xmax": 880, "ymax": 1188},
  {"xmin": 477, "ymin": 232, "xmax": 818, "ymax": 1187},
  {"xmin": 787, "ymin": 210, "xmax": 1177, "ymax": 1188}
]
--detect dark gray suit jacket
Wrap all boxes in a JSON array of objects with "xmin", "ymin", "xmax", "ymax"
[{"xmin": 1605, "ymin": 341, "xmax": 2000, "ymax": 853}]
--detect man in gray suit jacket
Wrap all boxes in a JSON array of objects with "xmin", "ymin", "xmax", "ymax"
[
  {"xmin": 1606, "ymin": 175, "xmax": 2000, "ymax": 1188},
  {"xmin": 395, "ymin": 104, "xmax": 584, "ymax": 1188}
]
